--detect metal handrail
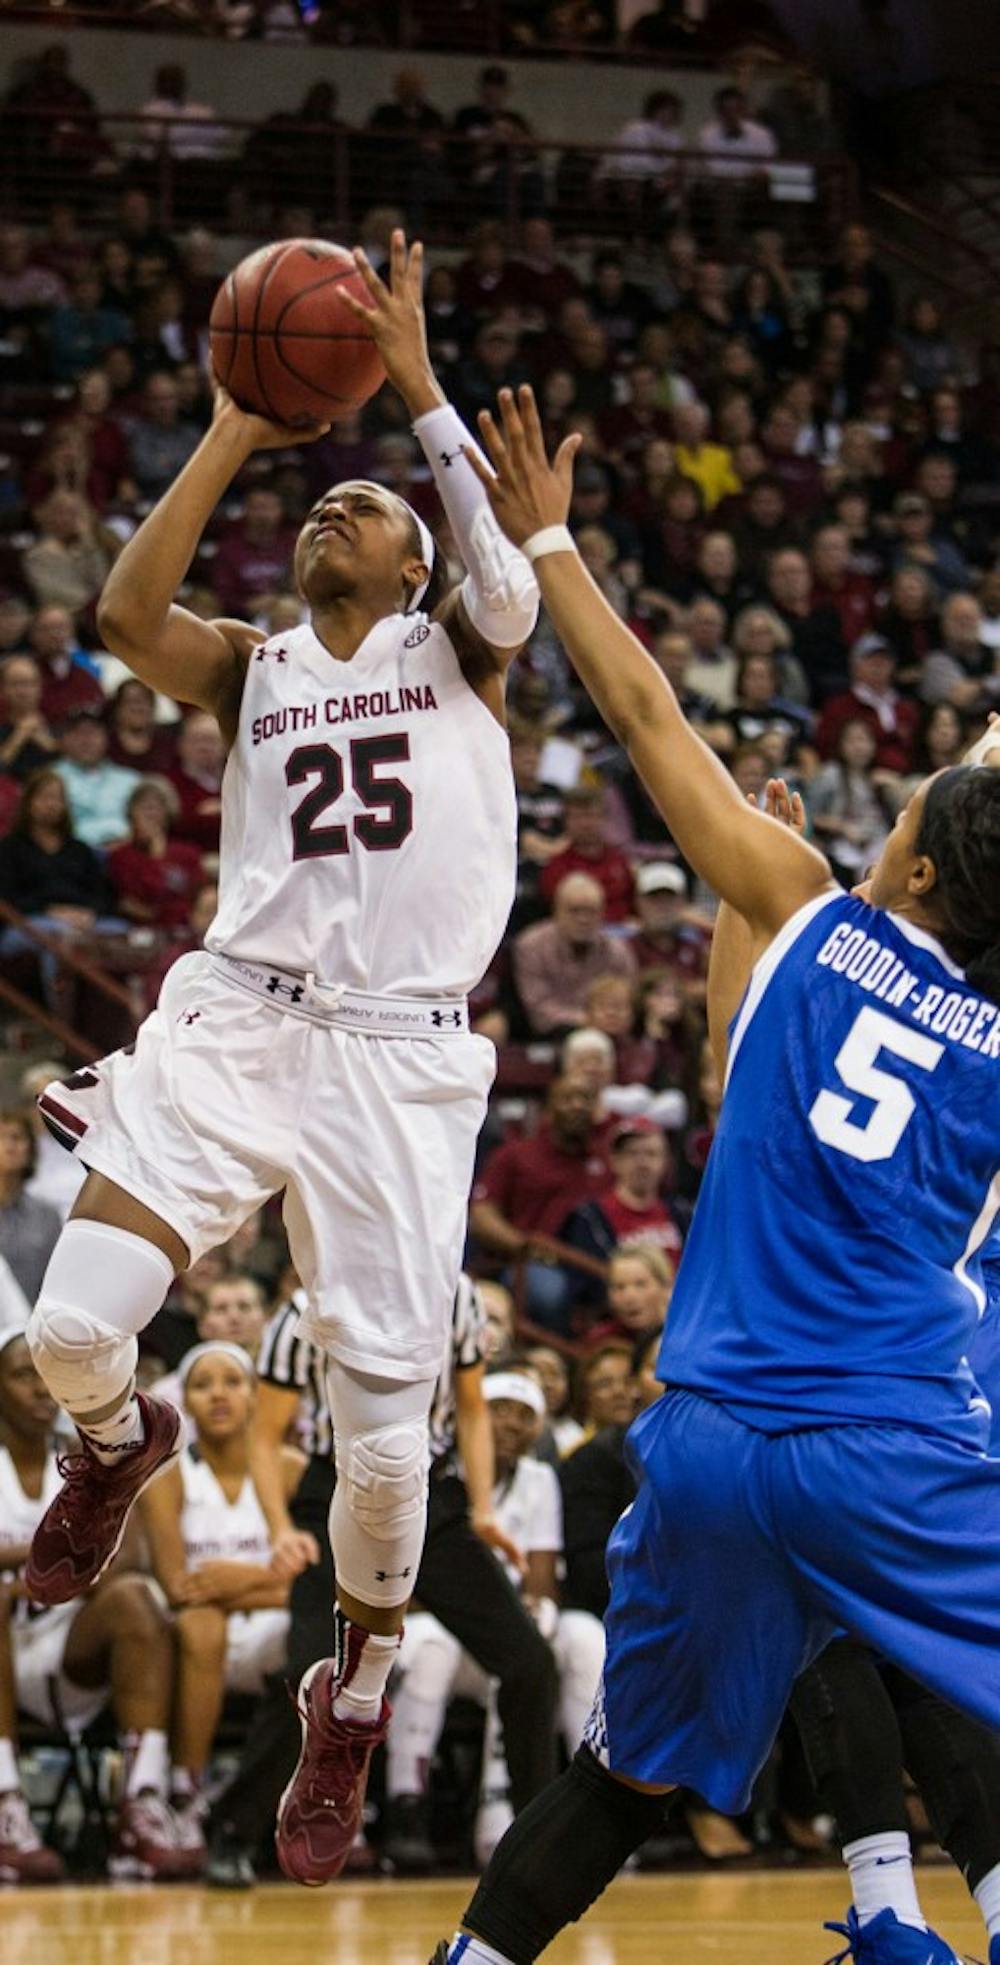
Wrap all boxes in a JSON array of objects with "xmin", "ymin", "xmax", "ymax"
[
  {"xmin": 0, "ymin": 898, "xmax": 136, "ymax": 1012},
  {"xmin": 0, "ymin": 970, "xmax": 97, "ymax": 1062}
]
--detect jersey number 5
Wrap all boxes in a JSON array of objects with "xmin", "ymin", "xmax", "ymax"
[
  {"xmin": 285, "ymin": 737, "xmax": 413, "ymax": 860},
  {"xmin": 808, "ymin": 1005, "xmax": 944, "ymax": 1164}
]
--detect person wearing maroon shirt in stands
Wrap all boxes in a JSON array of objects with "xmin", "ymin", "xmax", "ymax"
[
  {"xmin": 168, "ymin": 710, "xmax": 223, "ymax": 856},
  {"xmin": 107, "ymin": 779, "xmax": 203, "ymax": 933},
  {"xmin": 470, "ymin": 1075, "xmax": 612, "ymax": 1330},
  {"xmin": 598, "ymin": 363, "xmax": 674, "ymax": 473},
  {"xmin": 509, "ymin": 217, "xmax": 580, "ymax": 330},
  {"xmin": 625, "ymin": 862, "xmax": 712, "ymax": 986},
  {"xmin": 538, "ymin": 783, "xmax": 635, "ymax": 923},
  {"xmin": 562, "ymin": 1117, "xmax": 683, "ymax": 1320},
  {"xmin": 26, "ymin": 607, "xmax": 104, "ymax": 730},
  {"xmin": 809, "ymin": 524, "xmax": 876, "ymax": 650},
  {"xmin": 210, "ymin": 487, "xmax": 297, "ymax": 618},
  {"xmin": 105, "ymin": 678, "xmax": 178, "ymax": 776},
  {"xmin": 760, "ymin": 402, "xmax": 822, "ymax": 517},
  {"xmin": 815, "ymin": 633, "xmax": 919, "ymax": 775},
  {"xmin": 454, "ymin": 222, "xmax": 522, "ymax": 323}
]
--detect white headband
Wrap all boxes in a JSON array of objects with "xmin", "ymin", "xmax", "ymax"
[
  {"xmin": 482, "ymin": 1370, "xmax": 546, "ymax": 1418},
  {"xmin": 403, "ymin": 504, "xmax": 436, "ymax": 613},
  {"xmin": 179, "ymin": 1341, "xmax": 256, "ymax": 1393}
]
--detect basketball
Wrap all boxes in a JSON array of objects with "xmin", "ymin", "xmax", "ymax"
[{"xmin": 209, "ymin": 238, "xmax": 386, "ymax": 427}]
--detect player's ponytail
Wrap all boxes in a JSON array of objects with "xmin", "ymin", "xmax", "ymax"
[{"xmin": 915, "ymin": 766, "xmax": 1000, "ymax": 1005}]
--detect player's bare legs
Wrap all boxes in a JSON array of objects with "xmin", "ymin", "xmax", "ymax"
[{"xmin": 24, "ymin": 1172, "xmax": 188, "ymax": 1606}]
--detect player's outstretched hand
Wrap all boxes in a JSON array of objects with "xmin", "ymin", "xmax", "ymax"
[
  {"xmin": 963, "ymin": 710, "xmax": 1000, "ymax": 770},
  {"xmin": 469, "ymin": 386, "xmax": 581, "ymax": 549},
  {"xmin": 211, "ymin": 379, "xmax": 330, "ymax": 452},
  {"xmin": 344, "ymin": 229, "xmax": 433, "ymax": 404},
  {"xmin": 761, "ymin": 777, "xmax": 806, "ymax": 832}
]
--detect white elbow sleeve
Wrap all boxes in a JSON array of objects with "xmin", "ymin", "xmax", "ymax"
[{"xmin": 414, "ymin": 402, "xmax": 539, "ymax": 648}]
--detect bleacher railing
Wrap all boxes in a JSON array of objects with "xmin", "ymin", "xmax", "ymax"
[{"xmin": 0, "ymin": 108, "xmax": 856, "ymax": 253}]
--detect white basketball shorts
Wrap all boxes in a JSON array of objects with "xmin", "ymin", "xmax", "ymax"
[
  {"xmin": 13, "ymin": 1603, "xmax": 108, "ymax": 1730},
  {"xmin": 40, "ymin": 951, "xmax": 496, "ymax": 1382},
  {"xmin": 224, "ymin": 1607, "xmax": 290, "ymax": 1696}
]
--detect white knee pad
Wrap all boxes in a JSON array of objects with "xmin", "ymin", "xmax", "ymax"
[
  {"xmin": 26, "ymin": 1219, "xmax": 174, "ymax": 1416},
  {"xmin": 331, "ymin": 1420, "xmax": 430, "ymax": 1608}
]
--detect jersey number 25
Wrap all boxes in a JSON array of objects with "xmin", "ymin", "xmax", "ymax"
[{"xmin": 808, "ymin": 1006, "xmax": 944, "ymax": 1164}]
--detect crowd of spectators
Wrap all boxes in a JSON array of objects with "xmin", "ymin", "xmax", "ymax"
[{"xmin": 0, "ymin": 31, "xmax": 997, "ymax": 1888}]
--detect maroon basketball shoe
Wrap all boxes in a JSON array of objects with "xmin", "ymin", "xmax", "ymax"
[
  {"xmin": 275, "ymin": 1660, "xmax": 390, "ymax": 1887},
  {"xmin": 25, "ymin": 1393, "xmax": 181, "ymax": 1607},
  {"xmin": 0, "ymin": 1790, "xmax": 66, "ymax": 1883},
  {"xmin": 110, "ymin": 1794, "xmax": 193, "ymax": 1882}
]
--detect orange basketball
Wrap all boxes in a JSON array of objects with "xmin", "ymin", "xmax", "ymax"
[{"xmin": 209, "ymin": 238, "xmax": 386, "ymax": 427}]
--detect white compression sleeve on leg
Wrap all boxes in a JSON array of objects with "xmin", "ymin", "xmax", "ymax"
[
  {"xmin": 412, "ymin": 402, "xmax": 540, "ymax": 648},
  {"xmin": 326, "ymin": 1364, "xmax": 435, "ymax": 1608},
  {"xmin": 26, "ymin": 1220, "xmax": 174, "ymax": 1416}
]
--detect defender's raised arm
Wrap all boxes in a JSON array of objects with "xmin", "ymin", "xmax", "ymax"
[{"xmin": 469, "ymin": 386, "xmax": 833, "ymax": 949}]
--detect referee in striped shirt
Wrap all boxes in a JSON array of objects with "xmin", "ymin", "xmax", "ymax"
[{"xmin": 206, "ymin": 1276, "xmax": 558, "ymax": 1884}]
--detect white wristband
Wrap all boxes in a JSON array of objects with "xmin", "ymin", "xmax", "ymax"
[{"xmin": 522, "ymin": 525, "xmax": 577, "ymax": 564}]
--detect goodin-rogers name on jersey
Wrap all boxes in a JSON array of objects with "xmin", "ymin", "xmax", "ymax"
[{"xmin": 251, "ymin": 683, "xmax": 438, "ymax": 747}]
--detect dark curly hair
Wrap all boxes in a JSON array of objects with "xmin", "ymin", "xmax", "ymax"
[{"xmin": 915, "ymin": 766, "xmax": 1000, "ymax": 1003}]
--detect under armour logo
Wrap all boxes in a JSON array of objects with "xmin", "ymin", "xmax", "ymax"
[
  {"xmin": 439, "ymin": 447, "xmax": 463, "ymax": 468},
  {"xmin": 256, "ymin": 645, "xmax": 288, "ymax": 662},
  {"xmin": 374, "ymin": 1566, "xmax": 412, "ymax": 1582},
  {"xmin": 430, "ymin": 1008, "xmax": 463, "ymax": 1028},
  {"xmin": 266, "ymin": 975, "xmax": 305, "ymax": 1003},
  {"xmin": 180, "ymin": 1010, "xmax": 202, "ymax": 1027},
  {"xmin": 404, "ymin": 623, "xmax": 430, "ymax": 648}
]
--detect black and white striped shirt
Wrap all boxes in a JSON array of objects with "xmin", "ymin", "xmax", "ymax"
[
  {"xmin": 255, "ymin": 1277, "xmax": 487, "ymax": 1468},
  {"xmin": 257, "ymin": 1290, "xmax": 333, "ymax": 1461}
]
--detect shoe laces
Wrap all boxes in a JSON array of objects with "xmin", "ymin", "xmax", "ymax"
[
  {"xmin": 0, "ymin": 1790, "xmax": 42, "ymax": 1850},
  {"xmin": 290, "ymin": 1679, "xmax": 379, "ymax": 1807},
  {"xmin": 823, "ymin": 1912, "xmax": 863, "ymax": 1965}
]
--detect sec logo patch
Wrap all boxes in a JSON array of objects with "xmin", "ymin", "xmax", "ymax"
[{"xmin": 404, "ymin": 623, "xmax": 430, "ymax": 648}]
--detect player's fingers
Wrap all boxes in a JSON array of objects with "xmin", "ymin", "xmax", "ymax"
[
  {"xmin": 554, "ymin": 431, "xmax": 583, "ymax": 484},
  {"xmin": 407, "ymin": 237, "xmax": 424, "ymax": 296},
  {"xmin": 498, "ymin": 387, "xmax": 529, "ymax": 469},
  {"xmin": 337, "ymin": 286, "xmax": 378, "ymax": 326},
  {"xmin": 389, "ymin": 226, "xmax": 407, "ymax": 294},
  {"xmin": 790, "ymin": 791, "xmax": 806, "ymax": 829},
  {"xmin": 518, "ymin": 384, "xmax": 547, "ymax": 462},
  {"xmin": 475, "ymin": 408, "xmax": 508, "ymax": 475},
  {"xmin": 464, "ymin": 442, "xmax": 497, "ymax": 491},
  {"xmin": 351, "ymin": 245, "xmax": 387, "ymax": 303}
]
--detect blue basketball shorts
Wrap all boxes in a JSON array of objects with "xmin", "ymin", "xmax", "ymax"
[{"xmin": 585, "ymin": 1388, "xmax": 1000, "ymax": 1815}]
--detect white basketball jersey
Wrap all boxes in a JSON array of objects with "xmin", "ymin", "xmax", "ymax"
[
  {"xmin": 207, "ymin": 614, "xmax": 517, "ymax": 996},
  {"xmin": 0, "ymin": 1446, "xmax": 62, "ymax": 1624},
  {"xmin": 179, "ymin": 1448, "xmax": 273, "ymax": 1568}
]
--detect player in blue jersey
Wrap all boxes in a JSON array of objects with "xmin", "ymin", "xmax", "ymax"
[{"xmin": 426, "ymin": 392, "xmax": 1000, "ymax": 1965}]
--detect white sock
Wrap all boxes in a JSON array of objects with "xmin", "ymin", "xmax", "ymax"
[
  {"xmin": 124, "ymin": 1729, "xmax": 169, "ymax": 1799},
  {"xmin": 387, "ymin": 1691, "xmax": 440, "ymax": 1795},
  {"xmin": 78, "ymin": 1393, "xmax": 144, "ymax": 1463},
  {"xmin": 974, "ymin": 1861, "xmax": 1000, "ymax": 1942},
  {"xmin": 447, "ymin": 1935, "xmax": 513, "ymax": 1965},
  {"xmin": 0, "ymin": 1736, "xmax": 19, "ymax": 1792},
  {"xmin": 331, "ymin": 1611, "xmax": 400, "ymax": 1726},
  {"xmin": 171, "ymin": 1767, "xmax": 197, "ymax": 1803},
  {"xmin": 844, "ymin": 1831, "xmax": 925, "ymax": 1930}
]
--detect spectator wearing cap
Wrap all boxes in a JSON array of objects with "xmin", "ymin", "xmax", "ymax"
[
  {"xmin": 0, "ymin": 657, "xmax": 58, "ymax": 783},
  {"xmin": 54, "ymin": 709, "xmax": 141, "ymax": 850},
  {"xmin": 892, "ymin": 490, "xmax": 969, "ymax": 597},
  {"xmin": 513, "ymin": 872, "xmax": 636, "ymax": 1039},
  {"xmin": 569, "ymin": 464, "xmax": 640, "ymax": 567},
  {"xmin": 470, "ymin": 1076, "xmax": 612, "ymax": 1328},
  {"xmin": 210, "ymin": 487, "xmax": 297, "ymax": 618},
  {"xmin": 815, "ymin": 634, "xmax": 918, "ymax": 775},
  {"xmin": 26, "ymin": 606, "xmax": 104, "ymax": 729},
  {"xmin": 107, "ymin": 778, "xmax": 204, "ymax": 931},
  {"xmin": 919, "ymin": 591, "xmax": 1000, "ymax": 715},
  {"xmin": 562, "ymin": 1116, "xmax": 683, "ymax": 1315},
  {"xmin": 626, "ymin": 862, "xmax": 712, "ymax": 982},
  {"xmin": 538, "ymin": 784, "xmax": 634, "ymax": 924}
]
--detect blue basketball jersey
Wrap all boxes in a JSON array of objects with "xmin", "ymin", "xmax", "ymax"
[
  {"xmin": 968, "ymin": 1235, "xmax": 1000, "ymax": 1450},
  {"xmin": 658, "ymin": 891, "xmax": 1000, "ymax": 1435}
]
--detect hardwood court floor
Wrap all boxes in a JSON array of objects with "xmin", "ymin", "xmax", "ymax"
[{"xmin": 0, "ymin": 1870, "xmax": 985, "ymax": 1965}]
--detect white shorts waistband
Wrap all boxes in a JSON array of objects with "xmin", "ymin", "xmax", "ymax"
[{"xmin": 210, "ymin": 954, "xmax": 470, "ymax": 1038}]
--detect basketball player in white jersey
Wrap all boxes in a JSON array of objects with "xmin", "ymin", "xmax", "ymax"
[{"xmin": 22, "ymin": 231, "xmax": 539, "ymax": 1886}]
